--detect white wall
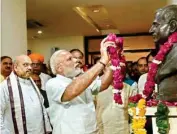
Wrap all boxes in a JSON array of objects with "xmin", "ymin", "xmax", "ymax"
[
  {"xmin": 1, "ymin": 0, "xmax": 27, "ymax": 58},
  {"xmin": 168, "ymin": 0, "xmax": 177, "ymax": 4},
  {"xmin": 28, "ymin": 36, "xmax": 84, "ymax": 63}
]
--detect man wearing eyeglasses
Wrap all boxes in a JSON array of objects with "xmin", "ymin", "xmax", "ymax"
[{"xmin": 29, "ymin": 53, "xmax": 52, "ymax": 91}]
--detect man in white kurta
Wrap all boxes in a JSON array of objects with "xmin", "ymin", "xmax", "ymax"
[
  {"xmin": 96, "ymin": 83, "xmax": 137, "ymax": 134},
  {"xmin": 46, "ymin": 43, "xmax": 113, "ymax": 134},
  {"xmin": 0, "ymin": 55, "xmax": 51, "ymax": 134},
  {"xmin": 46, "ymin": 74, "xmax": 101, "ymax": 134}
]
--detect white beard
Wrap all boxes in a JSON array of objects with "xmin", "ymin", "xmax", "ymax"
[{"xmin": 64, "ymin": 67, "xmax": 82, "ymax": 78}]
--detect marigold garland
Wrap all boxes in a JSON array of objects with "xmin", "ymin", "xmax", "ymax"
[{"xmin": 129, "ymin": 98, "xmax": 147, "ymax": 134}]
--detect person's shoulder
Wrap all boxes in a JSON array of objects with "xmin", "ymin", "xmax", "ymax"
[
  {"xmin": 46, "ymin": 77, "xmax": 57, "ymax": 85},
  {"xmin": 40, "ymin": 72, "xmax": 52, "ymax": 79},
  {"xmin": 139, "ymin": 73, "xmax": 147, "ymax": 80},
  {"xmin": 0, "ymin": 79, "xmax": 9, "ymax": 96},
  {"xmin": 45, "ymin": 77, "xmax": 58, "ymax": 92},
  {"xmin": 0, "ymin": 78, "xmax": 8, "ymax": 87},
  {"xmin": 138, "ymin": 73, "xmax": 147, "ymax": 86},
  {"xmin": 0, "ymin": 74, "xmax": 4, "ymax": 82}
]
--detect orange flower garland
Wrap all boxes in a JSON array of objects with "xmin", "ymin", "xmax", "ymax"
[{"xmin": 129, "ymin": 99, "xmax": 147, "ymax": 134}]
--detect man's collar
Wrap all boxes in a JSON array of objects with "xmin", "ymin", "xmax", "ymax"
[
  {"xmin": 18, "ymin": 77, "xmax": 31, "ymax": 85},
  {"xmin": 56, "ymin": 74, "xmax": 72, "ymax": 83}
]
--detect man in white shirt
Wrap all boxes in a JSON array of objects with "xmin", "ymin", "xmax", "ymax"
[
  {"xmin": 138, "ymin": 50, "xmax": 157, "ymax": 94},
  {"xmin": 46, "ymin": 40, "xmax": 113, "ymax": 134},
  {"xmin": 96, "ymin": 83, "xmax": 137, "ymax": 134},
  {"xmin": 0, "ymin": 55, "xmax": 52, "ymax": 134}
]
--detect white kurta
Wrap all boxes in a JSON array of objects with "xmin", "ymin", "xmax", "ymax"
[
  {"xmin": 0, "ymin": 74, "xmax": 51, "ymax": 134},
  {"xmin": 46, "ymin": 74, "xmax": 101, "ymax": 134},
  {"xmin": 96, "ymin": 84, "xmax": 137, "ymax": 134},
  {"xmin": 138, "ymin": 73, "xmax": 158, "ymax": 94},
  {"xmin": 39, "ymin": 72, "xmax": 51, "ymax": 91}
]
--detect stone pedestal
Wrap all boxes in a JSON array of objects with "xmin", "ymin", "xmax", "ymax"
[{"xmin": 146, "ymin": 107, "xmax": 177, "ymax": 134}]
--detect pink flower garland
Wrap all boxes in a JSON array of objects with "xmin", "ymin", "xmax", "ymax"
[
  {"xmin": 105, "ymin": 33, "xmax": 126, "ymax": 104},
  {"xmin": 144, "ymin": 32, "xmax": 177, "ymax": 99},
  {"xmin": 129, "ymin": 32, "xmax": 177, "ymax": 106}
]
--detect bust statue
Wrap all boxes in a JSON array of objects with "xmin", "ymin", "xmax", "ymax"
[{"xmin": 149, "ymin": 5, "xmax": 177, "ymax": 102}]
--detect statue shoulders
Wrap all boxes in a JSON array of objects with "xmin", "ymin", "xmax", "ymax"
[{"xmin": 155, "ymin": 43, "xmax": 177, "ymax": 83}]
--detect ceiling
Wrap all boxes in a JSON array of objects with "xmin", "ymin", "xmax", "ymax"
[{"xmin": 26, "ymin": 0, "xmax": 168, "ymax": 39}]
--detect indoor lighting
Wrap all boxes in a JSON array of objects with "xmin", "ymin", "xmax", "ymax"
[
  {"xmin": 93, "ymin": 9, "xmax": 100, "ymax": 13},
  {"xmin": 96, "ymin": 29, "xmax": 100, "ymax": 32},
  {"xmin": 37, "ymin": 30, "xmax": 42, "ymax": 34}
]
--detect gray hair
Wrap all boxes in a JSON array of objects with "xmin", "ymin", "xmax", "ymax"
[{"xmin": 50, "ymin": 50, "xmax": 67, "ymax": 75}]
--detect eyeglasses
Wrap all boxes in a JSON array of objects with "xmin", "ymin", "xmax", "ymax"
[{"xmin": 32, "ymin": 63, "xmax": 41, "ymax": 67}]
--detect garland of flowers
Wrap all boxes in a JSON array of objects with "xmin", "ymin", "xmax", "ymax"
[
  {"xmin": 128, "ymin": 32, "xmax": 177, "ymax": 134},
  {"xmin": 104, "ymin": 33, "xmax": 126, "ymax": 105},
  {"xmin": 143, "ymin": 32, "xmax": 177, "ymax": 99},
  {"xmin": 129, "ymin": 98, "xmax": 147, "ymax": 134},
  {"xmin": 155, "ymin": 102, "xmax": 170, "ymax": 134}
]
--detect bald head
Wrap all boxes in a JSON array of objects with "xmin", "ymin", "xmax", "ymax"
[
  {"xmin": 14, "ymin": 55, "xmax": 32, "ymax": 79},
  {"xmin": 14, "ymin": 55, "xmax": 28, "ymax": 63}
]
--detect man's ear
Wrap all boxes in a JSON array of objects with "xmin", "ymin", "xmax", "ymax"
[
  {"xmin": 56, "ymin": 63, "xmax": 63, "ymax": 73},
  {"xmin": 169, "ymin": 19, "xmax": 177, "ymax": 33},
  {"xmin": 13, "ymin": 63, "xmax": 17, "ymax": 72}
]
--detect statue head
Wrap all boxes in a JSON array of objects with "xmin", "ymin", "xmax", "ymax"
[{"xmin": 149, "ymin": 5, "xmax": 177, "ymax": 46}]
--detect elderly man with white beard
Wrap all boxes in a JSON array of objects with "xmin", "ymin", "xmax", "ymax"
[{"xmin": 46, "ymin": 39, "xmax": 113, "ymax": 134}]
